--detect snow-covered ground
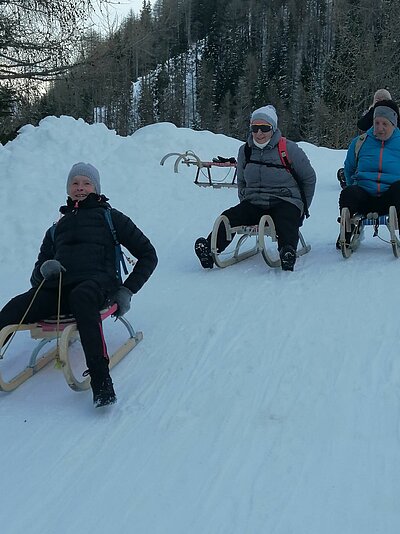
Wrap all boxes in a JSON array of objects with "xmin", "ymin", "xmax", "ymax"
[{"xmin": 1, "ymin": 116, "xmax": 399, "ymax": 534}]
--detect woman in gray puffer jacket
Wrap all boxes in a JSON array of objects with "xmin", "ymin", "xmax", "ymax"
[{"xmin": 195, "ymin": 105, "xmax": 316, "ymax": 271}]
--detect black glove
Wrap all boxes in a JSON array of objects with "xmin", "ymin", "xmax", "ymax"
[
  {"xmin": 39, "ymin": 259, "xmax": 66, "ymax": 280},
  {"xmin": 113, "ymin": 286, "xmax": 133, "ymax": 317}
]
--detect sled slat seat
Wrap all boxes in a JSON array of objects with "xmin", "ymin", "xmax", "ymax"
[
  {"xmin": 233, "ymin": 224, "xmax": 261, "ymax": 236},
  {"xmin": 36, "ymin": 304, "xmax": 117, "ymax": 333},
  {"xmin": 358, "ymin": 214, "xmax": 388, "ymax": 226},
  {"xmin": 195, "ymin": 161, "xmax": 236, "ymax": 168}
]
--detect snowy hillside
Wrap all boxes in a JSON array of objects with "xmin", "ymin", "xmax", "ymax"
[{"xmin": 0, "ymin": 116, "xmax": 399, "ymax": 534}]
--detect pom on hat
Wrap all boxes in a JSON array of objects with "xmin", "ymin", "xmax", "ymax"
[
  {"xmin": 67, "ymin": 162, "xmax": 101, "ymax": 195},
  {"xmin": 251, "ymin": 105, "xmax": 278, "ymax": 132},
  {"xmin": 373, "ymin": 105, "xmax": 398, "ymax": 127}
]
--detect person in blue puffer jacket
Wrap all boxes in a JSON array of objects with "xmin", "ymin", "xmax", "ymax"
[{"xmin": 341, "ymin": 100, "xmax": 400, "ymax": 218}]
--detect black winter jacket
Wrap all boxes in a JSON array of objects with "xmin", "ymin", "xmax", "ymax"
[{"xmin": 30, "ymin": 194, "xmax": 158, "ymax": 295}]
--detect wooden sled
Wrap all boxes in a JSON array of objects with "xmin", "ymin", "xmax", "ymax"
[
  {"xmin": 210, "ymin": 214, "xmax": 311, "ymax": 268},
  {"xmin": 160, "ymin": 150, "xmax": 237, "ymax": 188},
  {"xmin": 0, "ymin": 304, "xmax": 142, "ymax": 392},
  {"xmin": 339, "ymin": 206, "xmax": 400, "ymax": 258}
]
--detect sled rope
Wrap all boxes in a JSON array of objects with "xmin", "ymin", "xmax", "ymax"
[
  {"xmin": 0, "ymin": 279, "xmax": 45, "ymax": 359},
  {"xmin": 372, "ymin": 219, "xmax": 391, "ymax": 244},
  {"xmin": 199, "ymin": 167, "xmax": 234, "ymax": 184},
  {"xmin": 54, "ymin": 271, "xmax": 64, "ymax": 369}
]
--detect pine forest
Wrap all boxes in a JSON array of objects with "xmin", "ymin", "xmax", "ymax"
[{"xmin": 1, "ymin": 0, "xmax": 400, "ymax": 148}]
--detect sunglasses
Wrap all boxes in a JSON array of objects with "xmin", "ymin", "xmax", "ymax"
[{"xmin": 251, "ymin": 124, "xmax": 273, "ymax": 133}]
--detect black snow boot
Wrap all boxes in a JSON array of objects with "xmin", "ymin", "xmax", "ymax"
[
  {"xmin": 336, "ymin": 224, "xmax": 356, "ymax": 250},
  {"xmin": 279, "ymin": 245, "xmax": 296, "ymax": 271},
  {"xmin": 92, "ymin": 374, "xmax": 117, "ymax": 408},
  {"xmin": 195, "ymin": 237, "xmax": 214, "ymax": 269},
  {"xmin": 336, "ymin": 233, "xmax": 351, "ymax": 250}
]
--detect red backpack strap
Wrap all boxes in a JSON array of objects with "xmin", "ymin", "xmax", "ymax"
[
  {"xmin": 278, "ymin": 136, "xmax": 291, "ymax": 172},
  {"xmin": 278, "ymin": 137, "xmax": 310, "ymax": 219}
]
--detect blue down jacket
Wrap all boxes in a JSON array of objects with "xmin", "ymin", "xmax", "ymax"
[
  {"xmin": 344, "ymin": 127, "xmax": 400, "ymax": 196},
  {"xmin": 236, "ymin": 129, "xmax": 316, "ymax": 216}
]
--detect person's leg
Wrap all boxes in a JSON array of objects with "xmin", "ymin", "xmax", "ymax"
[
  {"xmin": 210, "ymin": 200, "xmax": 262, "ymax": 251},
  {"xmin": 269, "ymin": 202, "xmax": 302, "ymax": 271},
  {"xmin": 337, "ymin": 168, "xmax": 346, "ymax": 189},
  {"xmin": 337, "ymin": 185, "xmax": 378, "ymax": 249},
  {"xmin": 377, "ymin": 181, "xmax": 400, "ymax": 216},
  {"xmin": 339, "ymin": 185, "xmax": 376, "ymax": 216},
  {"xmin": 67, "ymin": 280, "xmax": 108, "ymax": 374},
  {"xmin": 195, "ymin": 201, "xmax": 261, "ymax": 268},
  {"xmin": 0, "ymin": 287, "xmax": 59, "ymax": 331},
  {"xmin": 67, "ymin": 281, "xmax": 115, "ymax": 406},
  {"xmin": 269, "ymin": 202, "xmax": 302, "ymax": 251}
]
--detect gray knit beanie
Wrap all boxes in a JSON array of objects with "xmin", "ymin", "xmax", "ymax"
[
  {"xmin": 251, "ymin": 105, "xmax": 278, "ymax": 132},
  {"xmin": 373, "ymin": 105, "xmax": 398, "ymax": 127},
  {"xmin": 67, "ymin": 162, "xmax": 101, "ymax": 195}
]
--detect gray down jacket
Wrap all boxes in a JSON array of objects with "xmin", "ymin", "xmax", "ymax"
[{"xmin": 236, "ymin": 129, "xmax": 316, "ymax": 215}]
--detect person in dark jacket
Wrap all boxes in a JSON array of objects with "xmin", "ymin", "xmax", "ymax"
[
  {"xmin": 357, "ymin": 89, "xmax": 394, "ymax": 132},
  {"xmin": 0, "ymin": 162, "xmax": 158, "ymax": 407},
  {"xmin": 195, "ymin": 105, "xmax": 316, "ymax": 271}
]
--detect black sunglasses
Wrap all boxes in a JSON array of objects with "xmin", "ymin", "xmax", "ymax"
[{"xmin": 251, "ymin": 124, "xmax": 273, "ymax": 133}]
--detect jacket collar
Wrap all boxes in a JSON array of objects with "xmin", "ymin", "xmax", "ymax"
[{"xmin": 60, "ymin": 193, "xmax": 110, "ymax": 214}]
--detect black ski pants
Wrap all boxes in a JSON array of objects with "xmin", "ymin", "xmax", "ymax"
[
  {"xmin": 0, "ymin": 280, "xmax": 110, "ymax": 379},
  {"xmin": 339, "ymin": 181, "xmax": 400, "ymax": 216},
  {"xmin": 207, "ymin": 200, "xmax": 302, "ymax": 252}
]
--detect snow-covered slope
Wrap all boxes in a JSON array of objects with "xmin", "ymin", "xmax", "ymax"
[{"xmin": 1, "ymin": 117, "xmax": 399, "ymax": 534}]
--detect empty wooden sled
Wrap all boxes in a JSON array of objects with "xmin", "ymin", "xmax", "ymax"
[
  {"xmin": 338, "ymin": 206, "xmax": 400, "ymax": 258},
  {"xmin": 160, "ymin": 150, "xmax": 237, "ymax": 188},
  {"xmin": 0, "ymin": 304, "xmax": 142, "ymax": 392},
  {"xmin": 210, "ymin": 214, "xmax": 311, "ymax": 268}
]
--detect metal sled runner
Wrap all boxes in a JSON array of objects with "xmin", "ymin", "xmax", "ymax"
[
  {"xmin": 210, "ymin": 214, "xmax": 311, "ymax": 268},
  {"xmin": 160, "ymin": 150, "xmax": 238, "ymax": 188},
  {"xmin": 338, "ymin": 206, "xmax": 400, "ymax": 258},
  {"xmin": 0, "ymin": 304, "xmax": 143, "ymax": 392}
]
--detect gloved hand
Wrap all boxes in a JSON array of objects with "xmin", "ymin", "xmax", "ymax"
[
  {"xmin": 113, "ymin": 286, "xmax": 133, "ymax": 317},
  {"xmin": 40, "ymin": 259, "xmax": 66, "ymax": 280}
]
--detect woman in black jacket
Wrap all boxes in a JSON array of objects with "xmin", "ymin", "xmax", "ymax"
[
  {"xmin": 0, "ymin": 162, "xmax": 158, "ymax": 407},
  {"xmin": 357, "ymin": 90, "xmax": 397, "ymax": 131}
]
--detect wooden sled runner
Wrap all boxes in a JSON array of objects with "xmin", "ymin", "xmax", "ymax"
[
  {"xmin": 210, "ymin": 214, "xmax": 311, "ymax": 268},
  {"xmin": 160, "ymin": 150, "xmax": 237, "ymax": 188},
  {"xmin": 0, "ymin": 304, "xmax": 142, "ymax": 392},
  {"xmin": 339, "ymin": 206, "xmax": 400, "ymax": 259}
]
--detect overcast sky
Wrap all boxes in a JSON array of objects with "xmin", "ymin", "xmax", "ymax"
[
  {"xmin": 107, "ymin": 0, "xmax": 146, "ymax": 18},
  {"xmin": 93, "ymin": 0, "xmax": 152, "ymax": 30}
]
